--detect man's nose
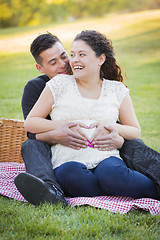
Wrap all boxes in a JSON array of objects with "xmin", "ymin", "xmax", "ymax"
[{"xmin": 58, "ymin": 59, "xmax": 65, "ymax": 67}]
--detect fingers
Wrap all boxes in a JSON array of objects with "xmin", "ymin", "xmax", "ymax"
[
  {"xmin": 68, "ymin": 131, "xmax": 88, "ymax": 143},
  {"xmin": 92, "ymin": 138, "xmax": 117, "ymax": 150},
  {"xmin": 92, "ymin": 133, "xmax": 124, "ymax": 150},
  {"xmin": 69, "ymin": 127, "xmax": 88, "ymax": 140},
  {"xmin": 67, "ymin": 141, "xmax": 88, "ymax": 150},
  {"xmin": 89, "ymin": 122, "xmax": 98, "ymax": 129},
  {"xmin": 66, "ymin": 133, "xmax": 93, "ymax": 149},
  {"xmin": 90, "ymin": 128, "xmax": 110, "ymax": 142},
  {"xmin": 66, "ymin": 122, "xmax": 78, "ymax": 128},
  {"xmin": 104, "ymin": 124, "xmax": 116, "ymax": 133},
  {"xmin": 69, "ymin": 122, "xmax": 89, "ymax": 140},
  {"xmin": 78, "ymin": 123, "xmax": 89, "ymax": 129},
  {"xmin": 92, "ymin": 139, "xmax": 110, "ymax": 145},
  {"xmin": 96, "ymin": 146, "xmax": 116, "ymax": 151},
  {"xmin": 62, "ymin": 122, "xmax": 118, "ymax": 150}
]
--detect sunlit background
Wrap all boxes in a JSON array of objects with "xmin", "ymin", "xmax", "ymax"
[{"xmin": 0, "ymin": 0, "xmax": 160, "ymax": 150}]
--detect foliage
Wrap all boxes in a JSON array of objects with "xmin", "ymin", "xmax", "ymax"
[
  {"xmin": 0, "ymin": 0, "xmax": 160, "ymax": 28},
  {"xmin": 0, "ymin": 0, "xmax": 67, "ymax": 28}
]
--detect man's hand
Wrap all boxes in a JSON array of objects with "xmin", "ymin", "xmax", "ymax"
[
  {"xmin": 36, "ymin": 122, "xmax": 88, "ymax": 149},
  {"xmin": 90, "ymin": 124, "xmax": 124, "ymax": 151}
]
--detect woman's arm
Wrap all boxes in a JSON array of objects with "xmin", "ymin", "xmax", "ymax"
[
  {"xmin": 115, "ymin": 93, "xmax": 141, "ymax": 140},
  {"xmin": 24, "ymin": 85, "xmax": 64, "ymax": 133}
]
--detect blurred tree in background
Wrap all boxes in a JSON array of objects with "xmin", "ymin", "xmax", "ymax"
[{"xmin": 0, "ymin": 0, "xmax": 160, "ymax": 28}]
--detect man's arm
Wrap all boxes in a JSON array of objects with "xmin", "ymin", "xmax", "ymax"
[
  {"xmin": 22, "ymin": 75, "xmax": 49, "ymax": 139},
  {"xmin": 36, "ymin": 122, "xmax": 88, "ymax": 149},
  {"xmin": 22, "ymin": 77, "xmax": 48, "ymax": 120}
]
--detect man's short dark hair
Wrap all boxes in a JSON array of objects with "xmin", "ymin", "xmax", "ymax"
[{"xmin": 30, "ymin": 32, "xmax": 61, "ymax": 64}]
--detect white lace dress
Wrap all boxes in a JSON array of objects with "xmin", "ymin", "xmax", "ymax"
[{"xmin": 46, "ymin": 74, "xmax": 129, "ymax": 169}]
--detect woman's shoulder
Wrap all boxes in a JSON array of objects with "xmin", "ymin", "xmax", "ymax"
[
  {"xmin": 103, "ymin": 78, "xmax": 128, "ymax": 91},
  {"xmin": 103, "ymin": 78, "xmax": 125, "ymax": 86},
  {"xmin": 47, "ymin": 74, "xmax": 74, "ymax": 91},
  {"xmin": 46, "ymin": 75, "xmax": 74, "ymax": 102},
  {"xmin": 103, "ymin": 79, "xmax": 129, "ymax": 101}
]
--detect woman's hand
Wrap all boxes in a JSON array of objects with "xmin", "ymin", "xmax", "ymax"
[{"xmin": 89, "ymin": 123, "xmax": 124, "ymax": 151}]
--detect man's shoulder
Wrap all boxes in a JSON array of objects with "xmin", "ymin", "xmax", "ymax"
[
  {"xmin": 22, "ymin": 74, "xmax": 50, "ymax": 98},
  {"xmin": 27, "ymin": 74, "xmax": 50, "ymax": 86}
]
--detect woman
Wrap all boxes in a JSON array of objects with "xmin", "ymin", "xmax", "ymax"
[{"xmin": 25, "ymin": 30, "xmax": 158, "ymax": 199}]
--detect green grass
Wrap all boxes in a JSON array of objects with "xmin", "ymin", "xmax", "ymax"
[
  {"xmin": 0, "ymin": 10, "xmax": 160, "ymax": 240},
  {"xmin": 0, "ymin": 197, "xmax": 160, "ymax": 240},
  {"xmin": 0, "ymin": 52, "xmax": 36, "ymax": 119}
]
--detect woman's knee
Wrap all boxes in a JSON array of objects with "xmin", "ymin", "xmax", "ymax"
[
  {"xmin": 95, "ymin": 157, "xmax": 125, "ymax": 179},
  {"xmin": 54, "ymin": 161, "xmax": 104, "ymax": 197},
  {"xmin": 94, "ymin": 157, "xmax": 128, "ymax": 192}
]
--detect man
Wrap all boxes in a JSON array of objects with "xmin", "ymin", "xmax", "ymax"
[{"xmin": 14, "ymin": 33, "xmax": 160, "ymax": 205}]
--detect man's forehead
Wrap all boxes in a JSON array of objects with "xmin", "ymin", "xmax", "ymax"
[
  {"xmin": 54, "ymin": 41, "xmax": 65, "ymax": 51},
  {"xmin": 40, "ymin": 42, "xmax": 67, "ymax": 62},
  {"xmin": 51, "ymin": 41, "xmax": 66, "ymax": 56}
]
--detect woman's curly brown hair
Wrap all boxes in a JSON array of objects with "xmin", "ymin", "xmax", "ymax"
[{"xmin": 74, "ymin": 30, "xmax": 123, "ymax": 82}]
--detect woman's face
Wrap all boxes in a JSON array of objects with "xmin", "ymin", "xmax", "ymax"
[{"xmin": 70, "ymin": 40, "xmax": 102, "ymax": 80}]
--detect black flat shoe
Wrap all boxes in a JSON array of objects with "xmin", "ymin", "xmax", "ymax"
[{"xmin": 14, "ymin": 172, "xmax": 68, "ymax": 206}]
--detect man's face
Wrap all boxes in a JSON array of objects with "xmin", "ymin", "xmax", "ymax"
[{"xmin": 36, "ymin": 42, "xmax": 70, "ymax": 79}]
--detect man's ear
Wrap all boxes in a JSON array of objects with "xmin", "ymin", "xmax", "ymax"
[
  {"xmin": 99, "ymin": 54, "xmax": 106, "ymax": 66},
  {"xmin": 36, "ymin": 64, "xmax": 44, "ymax": 73}
]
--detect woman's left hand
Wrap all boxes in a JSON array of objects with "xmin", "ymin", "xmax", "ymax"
[{"xmin": 89, "ymin": 123, "xmax": 124, "ymax": 151}]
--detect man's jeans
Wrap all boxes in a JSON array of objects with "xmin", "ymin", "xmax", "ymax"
[
  {"xmin": 120, "ymin": 139, "xmax": 160, "ymax": 197},
  {"xmin": 21, "ymin": 139, "xmax": 56, "ymax": 185}
]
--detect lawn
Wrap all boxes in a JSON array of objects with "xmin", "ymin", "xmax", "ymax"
[{"xmin": 0, "ymin": 10, "xmax": 160, "ymax": 239}]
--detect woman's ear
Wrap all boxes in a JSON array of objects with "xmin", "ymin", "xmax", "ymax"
[
  {"xmin": 36, "ymin": 64, "xmax": 44, "ymax": 73},
  {"xmin": 99, "ymin": 54, "xmax": 106, "ymax": 66}
]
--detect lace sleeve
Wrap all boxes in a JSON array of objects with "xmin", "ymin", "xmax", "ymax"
[
  {"xmin": 46, "ymin": 74, "xmax": 69, "ymax": 106},
  {"xmin": 115, "ymin": 82, "xmax": 129, "ymax": 108}
]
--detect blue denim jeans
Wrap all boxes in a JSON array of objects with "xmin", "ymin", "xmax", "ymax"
[
  {"xmin": 21, "ymin": 139, "xmax": 159, "ymax": 199},
  {"xmin": 54, "ymin": 157, "xmax": 158, "ymax": 199},
  {"xmin": 21, "ymin": 139, "xmax": 56, "ymax": 185}
]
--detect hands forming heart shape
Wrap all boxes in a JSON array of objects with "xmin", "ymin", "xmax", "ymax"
[{"xmin": 75, "ymin": 122, "xmax": 112, "ymax": 148}]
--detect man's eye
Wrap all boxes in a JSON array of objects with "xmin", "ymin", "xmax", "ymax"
[
  {"xmin": 52, "ymin": 62, "xmax": 56, "ymax": 65},
  {"xmin": 62, "ymin": 55, "xmax": 67, "ymax": 59},
  {"xmin": 80, "ymin": 53, "xmax": 85, "ymax": 56}
]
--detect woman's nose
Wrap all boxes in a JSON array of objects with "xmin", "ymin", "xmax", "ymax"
[{"xmin": 73, "ymin": 55, "xmax": 79, "ymax": 62}]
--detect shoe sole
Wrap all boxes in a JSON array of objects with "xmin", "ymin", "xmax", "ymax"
[{"xmin": 14, "ymin": 172, "xmax": 63, "ymax": 205}]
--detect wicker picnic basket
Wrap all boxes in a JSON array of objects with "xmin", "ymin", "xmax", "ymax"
[{"xmin": 0, "ymin": 118, "xmax": 27, "ymax": 163}]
